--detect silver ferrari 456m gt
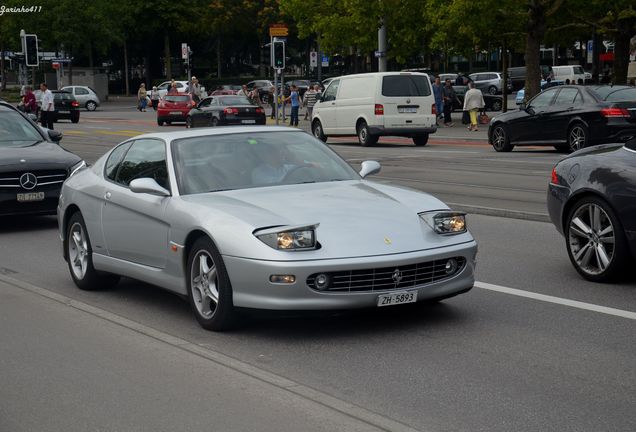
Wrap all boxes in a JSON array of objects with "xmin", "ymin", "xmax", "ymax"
[{"xmin": 58, "ymin": 126, "xmax": 477, "ymax": 330}]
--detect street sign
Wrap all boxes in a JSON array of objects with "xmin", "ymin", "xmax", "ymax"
[
  {"xmin": 52, "ymin": 62, "xmax": 60, "ymax": 70},
  {"xmin": 374, "ymin": 50, "xmax": 385, "ymax": 58},
  {"xmin": 181, "ymin": 43, "xmax": 188, "ymax": 60},
  {"xmin": 269, "ymin": 24, "xmax": 288, "ymax": 37},
  {"xmin": 310, "ymin": 51, "xmax": 318, "ymax": 67},
  {"xmin": 321, "ymin": 55, "xmax": 329, "ymax": 67},
  {"xmin": 587, "ymin": 40, "xmax": 593, "ymax": 64}
]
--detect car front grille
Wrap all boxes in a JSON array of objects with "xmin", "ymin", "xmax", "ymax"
[
  {"xmin": 0, "ymin": 169, "xmax": 67, "ymax": 189},
  {"xmin": 306, "ymin": 257, "xmax": 466, "ymax": 293}
]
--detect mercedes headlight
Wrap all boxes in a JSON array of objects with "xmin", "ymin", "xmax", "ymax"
[
  {"xmin": 68, "ymin": 160, "xmax": 86, "ymax": 178},
  {"xmin": 419, "ymin": 211, "xmax": 467, "ymax": 235},
  {"xmin": 254, "ymin": 224, "xmax": 318, "ymax": 251}
]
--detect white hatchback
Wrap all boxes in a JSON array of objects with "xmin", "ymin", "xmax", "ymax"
[{"xmin": 311, "ymin": 72, "xmax": 437, "ymax": 146}]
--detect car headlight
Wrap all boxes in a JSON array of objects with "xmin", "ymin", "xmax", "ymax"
[
  {"xmin": 254, "ymin": 223, "xmax": 319, "ymax": 251},
  {"xmin": 419, "ymin": 211, "xmax": 467, "ymax": 235},
  {"xmin": 68, "ymin": 160, "xmax": 86, "ymax": 178}
]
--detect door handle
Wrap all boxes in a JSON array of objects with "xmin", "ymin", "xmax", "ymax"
[
  {"xmin": 331, "ymin": 102, "xmax": 336, "ymax": 105},
  {"xmin": 104, "ymin": 192, "xmax": 111, "ymax": 200}
]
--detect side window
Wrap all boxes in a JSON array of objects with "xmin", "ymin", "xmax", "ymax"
[
  {"xmin": 198, "ymin": 98, "xmax": 211, "ymax": 108},
  {"xmin": 210, "ymin": 98, "xmax": 219, "ymax": 106},
  {"xmin": 76, "ymin": 87, "xmax": 89, "ymax": 95},
  {"xmin": 323, "ymin": 80, "xmax": 339, "ymax": 101},
  {"xmin": 529, "ymin": 88, "xmax": 558, "ymax": 109},
  {"xmin": 554, "ymin": 88, "xmax": 579, "ymax": 106},
  {"xmin": 114, "ymin": 139, "xmax": 169, "ymax": 190},
  {"xmin": 158, "ymin": 83, "xmax": 169, "ymax": 90},
  {"xmin": 105, "ymin": 142, "xmax": 133, "ymax": 181}
]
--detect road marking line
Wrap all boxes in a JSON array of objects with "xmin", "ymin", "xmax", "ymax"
[
  {"xmin": 475, "ymin": 281, "xmax": 636, "ymax": 320},
  {"xmin": 62, "ymin": 130, "xmax": 88, "ymax": 135}
]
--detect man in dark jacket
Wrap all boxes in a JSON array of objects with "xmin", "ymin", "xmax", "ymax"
[{"xmin": 442, "ymin": 79, "xmax": 457, "ymax": 127}]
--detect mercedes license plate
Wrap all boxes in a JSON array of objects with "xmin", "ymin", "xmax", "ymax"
[
  {"xmin": 398, "ymin": 107, "xmax": 417, "ymax": 113},
  {"xmin": 170, "ymin": 111, "xmax": 182, "ymax": 115},
  {"xmin": 17, "ymin": 192, "xmax": 45, "ymax": 202},
  {"xmin": 377, "ymin": 291, "xmax": 417, "ymax": 307},
  {"xmin": 242, "ymin": 119, "xmax": 256, "ymax": 124},
  {"xmin": 58, "ymin": 110, "xmax": 70, "ymax": 114}
]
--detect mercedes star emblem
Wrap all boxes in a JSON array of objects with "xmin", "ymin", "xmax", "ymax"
[
  {"xmin": 19, "ymin": 172, "xmax": 37, "ymax": 190},
  {"xmin": 392, "ymin": 268, "xmax": 403, "ymax": 284}
]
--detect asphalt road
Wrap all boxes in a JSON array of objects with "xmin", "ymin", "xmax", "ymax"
[{"xmin": 1, "ymin": 102, "xmax": 634, "ymax": 432}]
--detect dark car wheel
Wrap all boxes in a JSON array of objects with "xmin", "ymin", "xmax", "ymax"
[
  {"xmin": 491, "ymin": 124, "xmax": 513, "ymax": 152},
  {"xmin": 210, "ymin": 117, "xmax": 219, "ymax": 127},
  {"xmin": 66, "ymin": 212, "xmax": 120, "ymax": 290},
  {"xmin": 187, "ymin": 236, "xmax": 237, "ymax": 331},
  {"xmin": 357, "ymin": 121, "xmax": 378, "ymax": 146},
  {"xmin": 312, "ymin": 119, "xmax": 327, "ymax": 142},
  {"xmin": 491, "ymin": 99, "xmax": 502, "ymax": 111},
  {"xmin": 157, "ymin": 120, "xmax": 164, "ymax": 126},
  {"xmin": 565, "ymin": 197, "xmax": 629, "ymax": 282},
  {"xmin": 71, "ymin": 113, "xmax": 80, "ymax": 123},
  {"xmin": 488, "ymin": 86, "xmax": 498, "ymax": 95},
  {"xmin": 186, "ymin": 117, "xmax": 193, "ymax": 128},
  {"xmin": 86, "ymin": 101, "xmax": 97, "ymax": 111},
  {"xmin": 567, "ymin": 123, "xmax": 587, "ymax": 152},
  {"xmin": 413, "ymin": 134, "xmax": 429, "ymax": 146}
]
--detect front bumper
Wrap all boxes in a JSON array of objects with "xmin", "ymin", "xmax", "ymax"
[
  {"xmin": 224, "ymin": 241, "xmax": 477, "ymax": 310},
  {"xmin": 0, "ymin": 186, "xmax": 62, "ymax": 216},
  {"xmin": 367, "ymin": 126, "xmax": 437, "ymax": 137}
]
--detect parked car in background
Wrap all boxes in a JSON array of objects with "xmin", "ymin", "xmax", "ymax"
[
  {"xmin": 452, "ymin": 85, "xmax": 503, "ymax": 111},
  {"xmin": 468, "ymin": 72, "xmax": 512, "ymax": 95},
  {"xmin": 61, "ymin": 85, "xmax": 101, "ymax": 111},
  {"xmin": 246, "ymin": 80, "xmax": 274, "ymax": 104},
  {"xmin": 150, "ymin": 80, "xmax": 190, "ymax": 99},
  {"xmin": 547, "ymin": 138, "xmax": 636, "ymax": 282},
  {"xmin": 0, "ymin": 101, "xmax": 84, "ymax": 216},
  {"xmin": 312, "ymin": 72, "xmax": 437, "ymax": 146},
  {"xmin": 552, "ymin": 65, "xmax": 586, "ymax": 84},
  {"xmin": 34, "ymin": 90, "xmax": 81, "ymax": 123},
  {"xmin": 57, "ymin": 127, "xmax": 477, "ymax": 330},
  {"xmin": 288, "ymin": 79, "xmax": 311, "ymax": 96},
  {"xmin": 157, "ymin": 93, "xmax": 197, "ymax": 126},
  {"xmin": 489, "ymin": 85, "xmax": 636, "ymax": 153},
  {"xmin": 186, "ymin": 95, "xmax": 265, "ymax": 128},
  {"xmin": 515, "ymin": 79, "xmax": 566, "ymax": 105},
  {"xmin": 438, "ymin": 73, "xmax": 459, "ymax": 84},
  {"xmin": 209, "ymin": 85, "xmax": 241, "ymax": 96}
]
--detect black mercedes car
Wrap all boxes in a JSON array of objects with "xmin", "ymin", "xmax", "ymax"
[
  {"xmin": 488, "ymin": 85, "xmax": 636, "ymax": 153},
  {"xmin": 186, "ymin": 95, "xmax": 266, "ymax": 128},
  {"xmin": 547, "ymin": 138, "xmax": 636, "ymax": 282},
  {"xmin": 0, "ymin": 102, "xmax": 84, "ymax": 216}
]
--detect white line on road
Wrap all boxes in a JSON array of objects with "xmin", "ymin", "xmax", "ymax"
[{"xmin": 475, "ymin": 281, "xmax": 636, "ymax": 320}]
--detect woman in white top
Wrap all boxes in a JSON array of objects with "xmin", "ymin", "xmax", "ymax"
[{"xmin": 462, "ymin": 82, "xmax": 485, "ymax": 131}]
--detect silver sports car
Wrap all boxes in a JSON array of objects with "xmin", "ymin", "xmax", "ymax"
[{"xmin": 58, "ymin": 126, "xmax": 477, "ymax": 330}]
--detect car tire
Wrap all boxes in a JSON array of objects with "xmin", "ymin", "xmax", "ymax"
[
  {"xmin": 491, "ymin": 99, "xmax": 502, "ymax": 111},
  {"xmin": 86, "ymin": 101, "xmax": 97, "ymax": 111},
  {"xmin": 567, "ymin": 123, "xmax": 587, "ymax": 153},
  {"xmin": 166, "ymin": 121, "xmax": 172, "ymax": 125},
  {"xmin": 565, "ymin": 196, "xmax": 629, "ymax": 282},
  {"xmin": 488, "ymin": 86, "xmax": 498, "ymax": 95},
  {"xmin": 491, "ymin": 124, "xmax": 513, "ymax": 152},
  {"xmin": 312, "ymin": 119, "xmax": 327, "ymax": 142},
  {"xmin": 357, "ymin": 121, "xmax": 378, "ymax": 146},
  {"xmin": 158, "ymin": 120, "xmax": 164, "ymax": 126},
  {"xmin": 187, "ymin": 236, "xmax": 237, "ymax": 331},
  {"xmin": 185, "ymin": 117, "xmax": 193, "ymax": 128},
  {"xmin": 71, "ymin": 114, "xmax": 79, "ymax": 124},
  {"xmin": 413, "ymin": 134, "xmax": 429, "ymax": 146},
  {"xmin": 66, "ymin": 212, "xmax": 120, "ymax": 291},
  {"xmin": 211, "ymin": 117, "xmax": 219, "ymax": 127}
]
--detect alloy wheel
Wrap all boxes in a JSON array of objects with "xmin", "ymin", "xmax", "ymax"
[
  {"xmin": 190, "ymin": 250, "xmax": 219, "ymax": 319},
  {"xmin": 568, "ymin": 203, "xmax": 615, "ymax": 276},
  {"xmin": 569, "ymin": 125, "xmax": 586, "ymax": 151},
  {"xmin": 492, "ymin": 126, "xmax": 506, "ymax": 149},
  {"xmin": 68, "ymin": 222, "xmax": 88, "ymax": 280}
]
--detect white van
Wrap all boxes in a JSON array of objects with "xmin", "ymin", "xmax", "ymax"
[
  {"xmin": 311, "ymin": 72, "xmax": 437, "ymax": 146},
  {"xmin": 551, "ymin": 65, "xmax": 586, "ymax": 85}
]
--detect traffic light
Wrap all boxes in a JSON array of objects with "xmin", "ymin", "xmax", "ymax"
[
  {"xmin": 273, "ymin": 40, "xmax": 285, "ymax": 69},
  {"xmin": 24, "ymin": 34, "xmax": 38, "ymax": 67}
]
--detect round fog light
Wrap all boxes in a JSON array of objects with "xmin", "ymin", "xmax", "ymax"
[
  {"xmin": 445, "ymin": 258, "xmax": 458, "ymax": 275},
  {"xmin": 314, "ymin": 273, "xmax": 330, "ymax": 290}
]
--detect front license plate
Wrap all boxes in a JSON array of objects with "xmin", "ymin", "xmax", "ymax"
[
  {"xmin": 170, "ymin": 111, "xmax": 182, "ymax": 115},
  {"xmin": 242, "ymin": 119, "xmax": 256, "ymax": 124},
  {"xmin": 58, "ymin": 110, "xmax": 70, "ymax": 114},
  {"xmin": 17, "ymin": 192, "xmax": 45, "ymax": 202},
  {"xmin": 398, "ymin": 107, "xmax": 417, "ymax": 113},
  {"xmin": 377, "ymin": 291, "xmax": 417, "ymax": 307}
]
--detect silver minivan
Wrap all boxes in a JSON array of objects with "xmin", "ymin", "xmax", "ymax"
[
  {"xmin": 468, "ymin": 72, "xmax": 512, "ymax": 95},
  {"xmin": 61, "ymin": 86, "xmax": 101, "ymax": 111}
]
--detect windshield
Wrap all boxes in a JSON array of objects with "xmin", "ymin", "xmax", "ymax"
[
  {"xmin": 171, "ymin": 131, "xmax": 359, "ymax": 194},
  {"xmin": 0, "ymin": 111, "xmax": 44, "ymax": 147},
  {"xmin": 164, "ymin": 95, "xmax": 190, "ymax": 102},
  {"xmin": 220, "ymin": 97, "xmax": 252, "ymax": 106}
]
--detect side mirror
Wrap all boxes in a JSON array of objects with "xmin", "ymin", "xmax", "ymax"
[
  {"xmin": 48, "ymin": 129, "xmax": 63, "ymax": 143},
  {"xmin": 359, "ymin": 160, "xmax": 381, "ymax": 178},
  {"xmin": 129, "ymin": 178, "xmax": 170, "ymax": 197},
  {"xmin": 525, "ymin": 106, "xmax": 536, "ymax": 115}
]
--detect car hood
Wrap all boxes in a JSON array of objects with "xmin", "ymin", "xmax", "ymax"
[
  {"xmin": 0, "ymin": 141, "xmax": 81, "ymax": 170},
  {"xmin": 180, "ymin": 180, "xmax": 474, "ymax": 259}
]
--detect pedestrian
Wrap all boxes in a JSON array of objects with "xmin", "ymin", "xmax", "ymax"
[
  {"xmin": 303, "ymin": 85, "xmax": 319, "ymax": 120},
  {"xmin": 150, "ymin": 86, "xmax": 160, "ymax": 110},
  {"xmin": 249, "ymin": 86, "xmax": 262, "ymax": 106},
  {"xmin": 39, "ymin": 82, "xmax": 54, "ymax": 130},
  {"xmin": 277, "ymin": 87, "xmax": 286, "ymax": 121},
  {"xmin": 137, "ymin": 83, "xmax": 148, "ymax": 111},
  {"xmin": 22, "ymin": 86, "xmax": 37, "ymax": 114},
  {"xmin": 167, "ymin": 81, "xmax": 179, "ymax": 95},
  {"xmin": 285, "ymin": 84, "xmax": 301, "ymax": 126},
  {"xmin": 432, "ymin": 76, "xmax": 444, "ymax": 126},
  {"xmin": 268, "ymin": 86, "xmax": 276, "ymax": 119},
  {"xmin": 188, "ymin": 76, "xmax": 202, "ymax": 103},
  {"xmin": 441, "ymin": 79, "xmax": 456, "ymax": 127},
  {"xmin": 462, "ymin": 82, "xmax": 485, "ymax": 132},
  {"xmin": 455, "ymin": 72, "xmax": 464, "ymax": 86},
  {"xmin": 237, "ymin": 84, "xmax": 250, "ymax": 98}
]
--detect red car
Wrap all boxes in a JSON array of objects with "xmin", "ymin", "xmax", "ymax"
[{"xmin": 157, "ymin": 93, "xmax": 197, "ymax": 126}]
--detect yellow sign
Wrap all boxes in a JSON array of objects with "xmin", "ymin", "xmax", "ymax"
[{"xmin": 269, "ymin": 27, "xmax": 288, "ymax": 37}]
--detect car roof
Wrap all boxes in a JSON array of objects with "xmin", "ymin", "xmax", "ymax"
[{"xmin": 131, "ymin": 126, "xmax": 300, "ymax": 142}]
